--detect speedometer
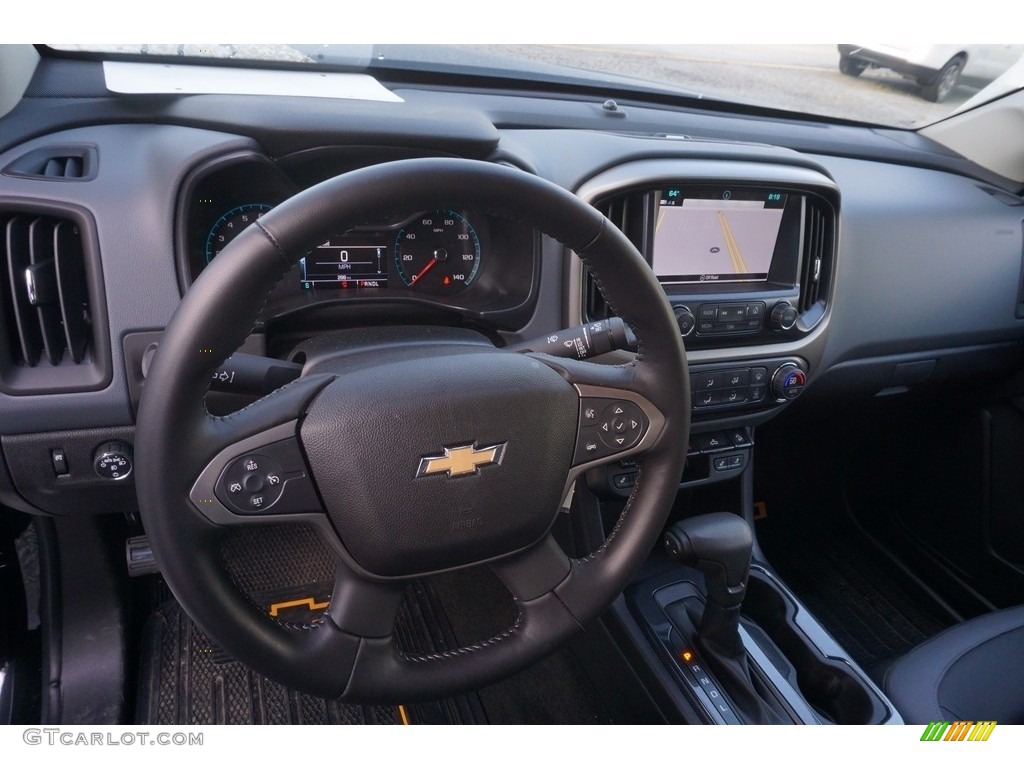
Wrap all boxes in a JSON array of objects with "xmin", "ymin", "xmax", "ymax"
[
  {"xmin": 205, "ymin": 203, "xmax": 273, "ymax": 264},
  {"xmin": 393, "ymin": 210, "xmax": 481, "ymax": 294}
]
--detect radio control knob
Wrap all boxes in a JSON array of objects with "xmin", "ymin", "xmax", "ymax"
[
  {"xmin": 673, "ymin": 305, "xmax": 696, "ymax": 337},
  {"xmin": 771, "ymin": 363, "xmax": 807, "ymax": 401},
  {"xmin": 769, "ymin": 301, "xmax": 798, "ymax": 331}
]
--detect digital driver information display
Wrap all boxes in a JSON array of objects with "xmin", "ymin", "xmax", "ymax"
[
  {"xmin": 300, "ymin": 233, "xmax": 389, "ymax": 289},
  {"xmin": 652, "ymin": 190, "xmax": 787, "ymax": 284}
]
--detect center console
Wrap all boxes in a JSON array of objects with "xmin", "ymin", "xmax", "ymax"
[{"xmin": 570, "ymin": 158, "xmax": 902, "ymax": 724}]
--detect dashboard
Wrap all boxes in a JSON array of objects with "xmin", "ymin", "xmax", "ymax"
[{"xmin": 0, "ymin": 54, "xmax": 1023, "ymax": 519}]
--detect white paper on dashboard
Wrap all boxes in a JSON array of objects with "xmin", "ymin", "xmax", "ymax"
[{"xmin": 103, "ymin": 61, "xmax": 404, "ymax": 103}]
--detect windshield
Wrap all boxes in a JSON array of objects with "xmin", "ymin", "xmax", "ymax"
[{"xmin": 52, "ymin": 43, "xmax": 1024, "ymax": 129}]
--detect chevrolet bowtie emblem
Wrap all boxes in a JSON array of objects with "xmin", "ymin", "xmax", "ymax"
[{"xmin": 416, "ymin": 442, "xmax": 507, "ymax": 479}]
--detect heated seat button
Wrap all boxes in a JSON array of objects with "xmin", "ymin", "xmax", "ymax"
[
  {"xmin": 723, "ymin": 370, "xmax": 749, "ymax": 388},
  {"xmin": 695, "ymin": 372, "xmax": 722, "ymax": 390},
  {"xmin": 721, "ymin": 388, "xmax": 747, "ymax": 405},
  {"xmin": 694, "ymin": 390, "xmax": 721, "ymax": 408}
]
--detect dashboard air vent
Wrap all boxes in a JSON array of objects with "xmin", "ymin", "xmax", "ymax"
[
  {"xmin": 798, "ymin": 197, "xmax": 834, "ymax": 314},
  {"xmin": 2, "ymin": 146, "xmax": 98, "ymax": 182},
  {"xmin": 0, "ymin": 206, "xmax": 110, "ymax": 394},
  {"xmin": 2, "ymin": 215, "xmax": 90, "ymax": 365},
  {"xmin": 586, "ymin": 193, "xmax": 646, "ymax": 321}
]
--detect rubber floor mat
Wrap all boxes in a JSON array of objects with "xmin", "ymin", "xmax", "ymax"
[
  {"xmin": 136, "ymin": 582, "xmax": 484, "ymax": 725},
  {"xmin": 757, "ymin": 512, "xmax": 951, "ymax": 672}
]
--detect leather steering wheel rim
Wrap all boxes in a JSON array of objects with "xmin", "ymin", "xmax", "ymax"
[{"xmin": 136, "ymin": 158, "xmax": 689, "ymax": 702}]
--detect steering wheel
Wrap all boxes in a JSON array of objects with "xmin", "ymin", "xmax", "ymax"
[{"xmin": 136, "ymin": 158, "xmax": 689, "ymax": 702}]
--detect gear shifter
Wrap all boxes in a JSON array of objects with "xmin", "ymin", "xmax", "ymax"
[{"xmin": 663, "ymin": 513, "xmax": 784, "ymax": 723}]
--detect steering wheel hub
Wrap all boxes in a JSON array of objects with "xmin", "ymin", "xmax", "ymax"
[{"xmin": 300, "ymin": 351, "xmax": 579, "ymax": 577}]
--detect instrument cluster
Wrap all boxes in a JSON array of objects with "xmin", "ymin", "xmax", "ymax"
[{"xmin": 178, "ymin": 154, "xmax": 538, "ymax": 327}]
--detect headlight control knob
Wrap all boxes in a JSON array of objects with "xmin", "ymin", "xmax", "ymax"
[
  {"xmin": 94, "ymin": 441, "xmax": 134, "ymax": 481},
  {"xmin": 771, "ymin": 363, "xmax": 807, "ymax": 401}
]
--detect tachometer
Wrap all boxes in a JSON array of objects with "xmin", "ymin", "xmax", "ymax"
[
  {"xmin": 204, "ymin": 203, "xmax": 273, "ymax": 264},
  {"xmin": 394, "ymin": 210, "xmax": 481, "ymax": 294}
]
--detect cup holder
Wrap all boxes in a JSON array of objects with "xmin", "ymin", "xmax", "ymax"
[{"xmin": 741, "ymin": 569, "xmax": 889, "ymax": 724}]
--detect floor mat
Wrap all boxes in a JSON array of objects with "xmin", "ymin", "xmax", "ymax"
[
  {"xmin": 136, "ymin": 581, "xmax": 484, "ymax": 725},
  {"xmin": 756, "ymin": 511, "xmax": 951, "ymax": 674}
]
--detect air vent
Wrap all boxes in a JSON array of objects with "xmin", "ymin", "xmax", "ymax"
[
  {"xmin": 798, "ymin": 197, "xmax": 834, "ymax": 315},
  {"xmin": 2, "ymin": 145, "xmax": 98, "ymax": 182},
  {"xmin": 0, "ymin": 206, "xmax": 110, "ymax": 394},
  {"xmin": 585, "ymin": 193, "xmax": 646, "ymax": 321}
]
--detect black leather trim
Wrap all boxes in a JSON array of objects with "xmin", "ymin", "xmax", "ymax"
[{"xmin": 884, "ymin": 605, "xmax": 1024, "ymax": 724}]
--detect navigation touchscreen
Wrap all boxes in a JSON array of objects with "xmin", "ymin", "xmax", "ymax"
[{"xmin": 653, "ymin": 188, "xmax": 787, "ymax": 284}]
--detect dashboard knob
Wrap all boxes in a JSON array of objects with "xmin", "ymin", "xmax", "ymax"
[
  {"xmin": 673, "ymin": 305, "xmax": 696, "ymax": 337},
  {"xmin": 94, "ymin": 440, "xmax": 134, "ymax": 481},
  {"xmin": 769, "ymin": 301, "xmax": 798, "ymax": 331},
  {"xmin": 771, "ymin": 363, "xmax": 807, "ymax": 401}
]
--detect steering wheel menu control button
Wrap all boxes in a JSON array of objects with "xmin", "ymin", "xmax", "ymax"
[
  {"xmin": 214, "ymin": 439, "xmax": 321, "ymax": 516},
  {"xmin": 575, "ymin": 398, "xmax": 648, "ymax": 463}
]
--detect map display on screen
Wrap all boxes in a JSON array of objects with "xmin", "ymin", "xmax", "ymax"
[{"xmin": 653, "ymin": 192, "xmax": 786, "ymax": 283}]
